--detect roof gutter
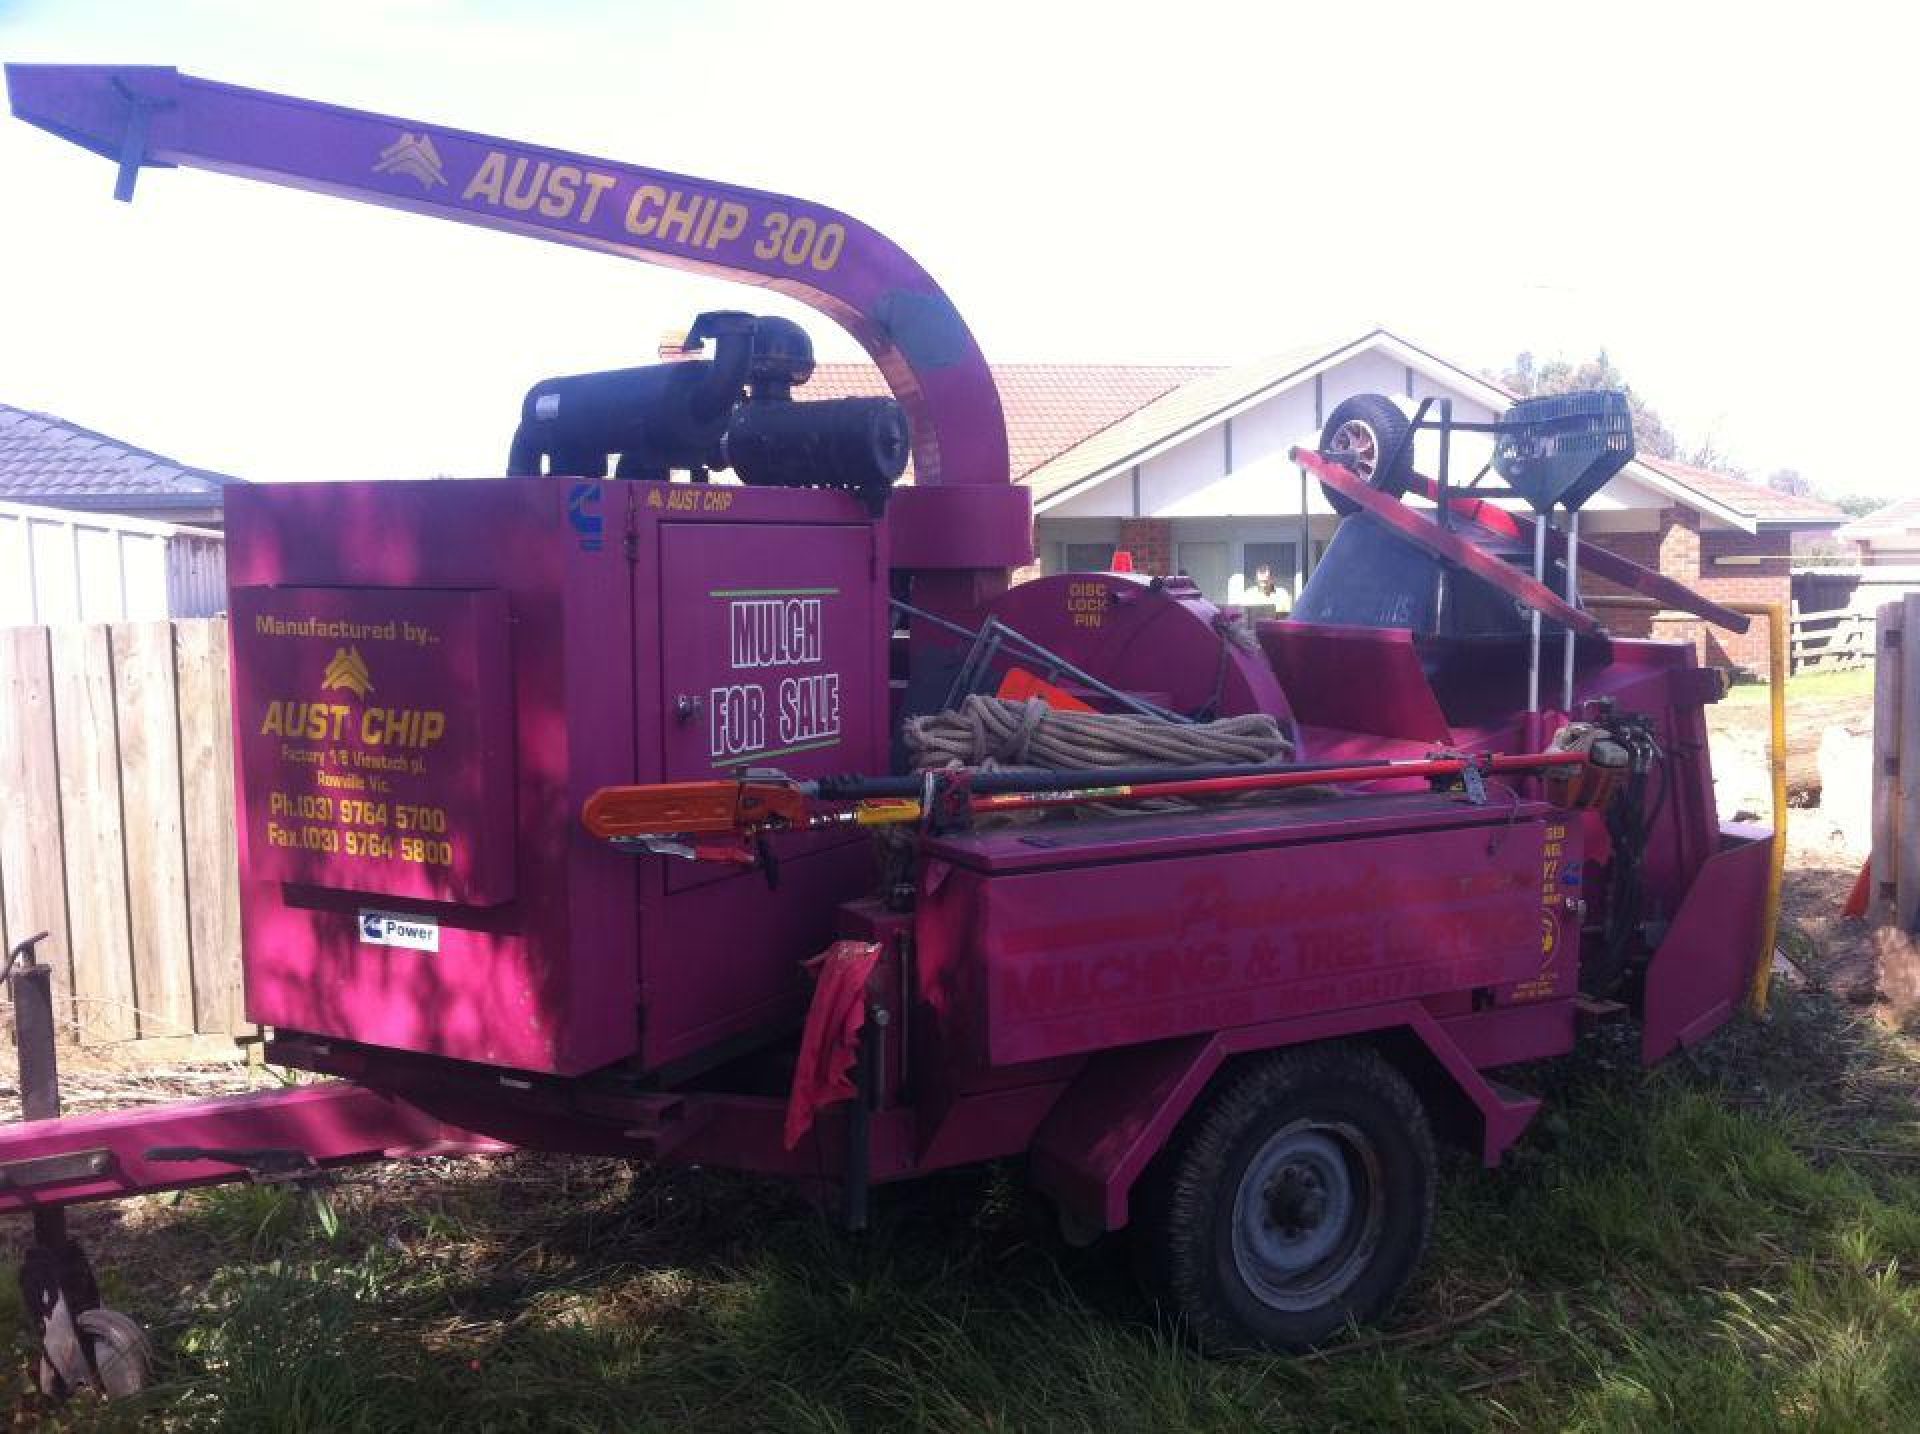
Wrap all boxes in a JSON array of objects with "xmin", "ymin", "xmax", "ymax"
[{"xmin": 9, "ymin": 490, "xmax": 231, "ymax": 514}]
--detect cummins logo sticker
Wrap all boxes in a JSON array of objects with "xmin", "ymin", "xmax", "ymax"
[{"xmin": 358, "ymin": 909, "xmax": 440, "ymax": 952}]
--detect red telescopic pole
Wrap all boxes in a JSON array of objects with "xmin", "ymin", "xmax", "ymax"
[{"xmin": 956, "ymin": 752, "xmax": 1579, "ymax": 819}]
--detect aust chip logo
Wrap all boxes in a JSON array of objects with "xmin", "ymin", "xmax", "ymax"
[
  {"xmin": 322, "ymin": 646, "xmax": 374, "ymax": 700},
  {"xmin": 373, "ymin": 131, "xmax": 447, "ymax": 190}
]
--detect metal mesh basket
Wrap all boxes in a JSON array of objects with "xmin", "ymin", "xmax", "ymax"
[{"xmin": 1490, "ymin": 390, "xmax": 1635, "ymax": 513}]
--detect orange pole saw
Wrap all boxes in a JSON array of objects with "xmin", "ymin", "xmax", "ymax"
[{"xmin": 581, "ymin": 751, "xmax": 1590, "ymax": 869}]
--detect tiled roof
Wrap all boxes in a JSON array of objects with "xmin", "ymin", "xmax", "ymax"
[
  {"xmin": 1837, "ymin": 494, "xmax": 1920, "ymax": 540},
  {"xmin": 1022, "ymin": 329, "xmax": 1516, "ymax": 507},
  {"xmin": 0, "ymin": 403, "xmax": 241, "ymax": 509},
  {"xmin": 1024, "ymin": 340, "xmax": 1350, "ymax": 504},
  {"xmin": 804, "ymin": 363, "xmax": 1217, "ymax": 480},
  {"xmin": 1638, "ymin": 457, "xmax": 1846, "ymax": 527}
]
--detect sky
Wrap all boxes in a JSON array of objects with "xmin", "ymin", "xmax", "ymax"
[{"xmin": 1, "ymin": 0, "xmax": 1916, "ymax": 499}]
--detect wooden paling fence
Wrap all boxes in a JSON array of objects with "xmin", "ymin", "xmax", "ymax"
[
  {"xmin": 1872, "ymin": 598, "xmax": 1919, "ymax": 931},
  {"xmin": 0, "ymin": 618, "xmax": 245, "ymax": 1047}
]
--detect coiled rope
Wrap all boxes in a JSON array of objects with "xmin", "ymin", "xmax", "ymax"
[{"xmin": 903, "ymin": 694, "xmax": 1290, "ymax": 773}]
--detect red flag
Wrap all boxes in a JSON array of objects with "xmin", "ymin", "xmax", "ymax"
[{"xmin": 783, "ymin": 941, "xmax": 882, "ymax": 1150}]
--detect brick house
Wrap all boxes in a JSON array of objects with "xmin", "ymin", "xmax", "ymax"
[
  {"xmin": 815, "ymin": 329, "xmax": 1845, "ymax": 676},
  {"xmin": 1582, "ymin": 458, "xmax": 1848, "ymax": 673}
]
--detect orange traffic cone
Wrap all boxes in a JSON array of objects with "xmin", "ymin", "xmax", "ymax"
[{"xmin": 1843, "ymin": 859, "xmax": 1871, "ymax": 920}]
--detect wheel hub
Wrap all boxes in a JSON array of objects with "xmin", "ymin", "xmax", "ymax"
[
  {"xmin": 1229, "ymin": 1121, "xmax": 1384, "ymax": 1312},
  {"xmin": 1329, "ymin": 419, "xmax": 1380, "ymax": 479},
  {"xmin": 1268, "ymin": 1162, "xmax": 1331, "ymax": 1237}
]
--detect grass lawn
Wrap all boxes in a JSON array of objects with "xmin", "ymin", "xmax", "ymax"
[
  {"xmin": 11, "ymin": 989, "xmax": 1920, "ymax": 1431},
  {"xmin": 1721, "ymin": 666, "xmax": 1874, "ymax": 706}
]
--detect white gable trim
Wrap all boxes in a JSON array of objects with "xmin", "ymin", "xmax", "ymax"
[
  {"xmin": 1033, "ymin": 330, "xmax": 1505, "ymax": 515},
  {"xmin": 1376, "ymin": 333, "xmax": 1516, "ymax": 411}
]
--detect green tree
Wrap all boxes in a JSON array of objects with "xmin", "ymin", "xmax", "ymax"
[
  {"xmin": 1496, "ymin": 349, "xmax": 1682, "ymax": 461},
  {"xmin": 1827, "ymin": 492, "xmax": 1885, "ymax": 519}
]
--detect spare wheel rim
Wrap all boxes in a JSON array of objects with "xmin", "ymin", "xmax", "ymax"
[{"xmin": 1328, "ymin": 419, "xmax": 1381, "ymax": 480}]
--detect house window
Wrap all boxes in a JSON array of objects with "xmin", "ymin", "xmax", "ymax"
[
  {"xmin": 1061, "ymin": 542, "xmax": 1115, "ymax": 573},
  {"xmin": 1240, "ymin": 541, "xmax": 1299, "ymax": 603},
  {"xmin": 1176, "ymin": 541, "xmax": 1232, "ymax": 604}
]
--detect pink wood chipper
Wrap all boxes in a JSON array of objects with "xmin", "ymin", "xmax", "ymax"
[{"xmin": 2, "ymin": 64, "xmax": 1779, "ymax": 1394}]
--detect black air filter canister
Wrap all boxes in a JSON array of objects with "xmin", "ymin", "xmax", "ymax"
[
  {"xmin": 724, "ymin": 397, "xmax": 909, "ymax": 497},
  {"xmin": 1490, "ymin": 390, "xmax": 1635, "ymax": 514}
]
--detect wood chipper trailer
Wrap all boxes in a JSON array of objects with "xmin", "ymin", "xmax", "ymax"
[{"xmin": 1, "ymin": 64, "xmax": 1780, "ymax": 1394}]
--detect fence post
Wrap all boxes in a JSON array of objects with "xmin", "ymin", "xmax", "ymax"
[
  {"xmin": 1901, "ymin": 597, "xmax": 1920, "ymax": 934},
  {"xmin": 1870, "ymin": 603, "xmax": 1900, "ymax": 923}
]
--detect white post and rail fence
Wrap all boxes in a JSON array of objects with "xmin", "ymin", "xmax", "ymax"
[{"xmin": 1791, "ymin": 607, "xmax": 1874, "ymax": 674}]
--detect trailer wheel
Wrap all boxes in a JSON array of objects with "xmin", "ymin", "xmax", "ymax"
[
  {"xmin": 1319, "ymin": 394, "xmax": 1415, "ymax": 516},
  {"xmin": 34, "ymin": 1306, "xmax": 154, "ymax": 1400},
  {"xmin": 1138, "ymin": 1045, "xmax": 1435, "ymax": 1353},
  {"xmin": 76, "ymin": 1308, "xmax": 154, "ymax": 1398}
]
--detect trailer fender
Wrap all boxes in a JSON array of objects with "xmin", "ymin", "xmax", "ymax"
[{"xmin": 1028, "ymin": 1002, "xmax": 1540, "ymax": 1234}]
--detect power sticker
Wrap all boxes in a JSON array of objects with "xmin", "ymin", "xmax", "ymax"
[{"xmin": 358, "ymin": 909, "xmax": 440, "ymax": 952}]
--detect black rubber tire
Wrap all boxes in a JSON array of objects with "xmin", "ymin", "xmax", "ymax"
[
  {"xmin": 1136, "ymin": 1044, "xmax": 1436, "ymax": 1354},
  {"xmin": 76, "ymin": 1308, "xmax": 153, "ymax": 1398},
  {"xmin": 1318, "ymin": 394, "xmax": 1415, "ymax": 516}
]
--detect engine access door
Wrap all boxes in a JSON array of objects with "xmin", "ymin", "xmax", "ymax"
[
  {"xmin": 658, "ymin": 520, "xmax": 881, "ymax": 783},
  {"xmin": 642, "ymin": 514, "xmax": 886, "ymax": 1070}
]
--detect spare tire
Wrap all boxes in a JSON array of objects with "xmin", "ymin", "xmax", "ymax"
[{"xmin": 1318, "ymin": 394, "xmax": 1414, "ymax": 516}]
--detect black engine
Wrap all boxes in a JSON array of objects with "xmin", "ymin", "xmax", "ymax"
[{"xmin": 506, "ymin": 311, "xmax": 909, "ymax": 511}]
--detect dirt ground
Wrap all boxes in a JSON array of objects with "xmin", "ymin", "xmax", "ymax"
[{"xmin": 1706, "ymin": 674, "xmax": 1882, "ymax": 1007}]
